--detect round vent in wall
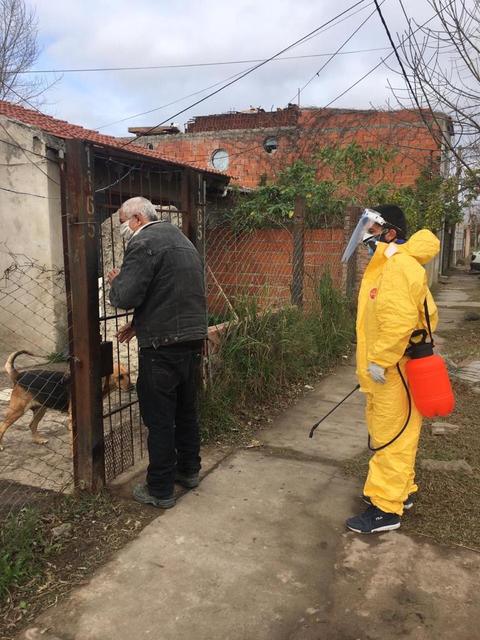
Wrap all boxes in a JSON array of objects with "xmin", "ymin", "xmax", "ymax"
[{"xmin": 211, "ymin": 149, "xmax": 229, "ymax": 171}]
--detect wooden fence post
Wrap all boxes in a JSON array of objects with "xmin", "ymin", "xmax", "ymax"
[{"xmin": 63, "ymin": 140, "xmax": 105, "ymax": 491}]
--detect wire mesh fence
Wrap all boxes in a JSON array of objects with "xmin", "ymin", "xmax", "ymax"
[
  {"xmin": 0, "ymin": 247, "xmax": 73, "ymax": 516},
  {"xmin": 204, "ymin": 200, "xmax": 348, "ymax": 325},
  {"xmin": 0, "ymin": 138, "xmax": 355, "ymax": 518}
]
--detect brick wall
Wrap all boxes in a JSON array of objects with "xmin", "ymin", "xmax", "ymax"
[
  {"xmin": 186, "ymin": 105, "xmax": 300, "ymax": 133},
  {"xmin": 206, "ymin": 226, "xmax": 345, "ymax": 316},
  {"xmin": 150, "ymin": 107, "xmax": 446, "ymax": 190},
  {"xmin": 151, "ymin": 127, "xmax": 298, "ymax": 189}
]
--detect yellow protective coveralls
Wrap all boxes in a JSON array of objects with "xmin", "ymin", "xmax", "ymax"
[{"xmin": 356, "ymin": 229, "xmax": 440, "ymax": 516}]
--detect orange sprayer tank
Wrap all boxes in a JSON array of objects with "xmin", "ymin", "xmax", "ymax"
[{"xmin": 405, "ymin": 354, "xmax": 455, "ymax": 418}]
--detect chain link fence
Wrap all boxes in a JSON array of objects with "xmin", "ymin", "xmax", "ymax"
[
  {"xmin": 205, "ymin": 199, "xmax": 349, "ymax": 325},
  {"xmin": 0, "ymin": 247, "xmax": 72, "ymax": 516},
  {"xmin": 0, "ymin": 164, "xmax": 353, "ymax": 519}
]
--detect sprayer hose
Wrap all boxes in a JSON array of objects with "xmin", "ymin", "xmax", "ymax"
[{"xmin": 367, "ymin": 363, "xmax": 412, "ymax": 452}]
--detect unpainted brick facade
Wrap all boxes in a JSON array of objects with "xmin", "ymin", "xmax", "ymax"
[{"xmin": 147, "ymin": 106, "xmax": 448, "ymax": 189}]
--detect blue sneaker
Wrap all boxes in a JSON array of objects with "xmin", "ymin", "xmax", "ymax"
[
  {"xmin": 346, "ymin": 505, "xmax": 401, "ymax": 534},
  {"xmin": 362, "ymin": 493, "xmax": 414, "ymax": 510},
  {"xmin": 133, "ymin": 484, "xmax": 175, "ymax": 509}
]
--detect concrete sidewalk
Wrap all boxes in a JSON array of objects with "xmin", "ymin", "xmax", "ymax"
[{"xmin": 20, "ymin": 275, "xmax": 480, "ymax": 640}]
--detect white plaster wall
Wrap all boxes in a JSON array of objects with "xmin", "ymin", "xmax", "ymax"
[{"xmin": 0, "ymin": 117, "xmax": 66, "ymax": 357}]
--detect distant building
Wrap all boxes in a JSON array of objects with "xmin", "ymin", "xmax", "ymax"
[{"xmin": 130, "ymin": 104, "xmax": 452, "ymax": 189}]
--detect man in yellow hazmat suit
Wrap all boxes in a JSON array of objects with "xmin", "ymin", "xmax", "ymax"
[{"xmin": 342, "ymin": 204, "xmax": 439, "ymax": 533}]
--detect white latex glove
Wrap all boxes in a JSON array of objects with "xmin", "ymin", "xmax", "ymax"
[{"xmin": 368, "ymin": 362, "xmax": 386, "ymax": 384}]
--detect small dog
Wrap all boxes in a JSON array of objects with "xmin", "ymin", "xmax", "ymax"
[{"xmin": 0, "ymin": 350, "xmax": 133, "ymax": 450}]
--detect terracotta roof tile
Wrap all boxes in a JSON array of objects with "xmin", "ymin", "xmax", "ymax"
[{"xmin": 0, "ymin": 100, "xmax": 228, "ymax": 178}]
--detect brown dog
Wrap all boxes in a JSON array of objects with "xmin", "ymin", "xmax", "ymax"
[{"xmin": 0, "ymin": 350, "xmax": 133, "ymax": 450}]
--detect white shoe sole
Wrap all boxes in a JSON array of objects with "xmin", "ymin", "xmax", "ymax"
[{"xmin": 347, "ymin": 522, "xmax": 401, "ymax": 534}]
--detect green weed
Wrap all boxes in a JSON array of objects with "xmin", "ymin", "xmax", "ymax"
[
  {"xmin": 200, "ymin": 273, "xmax": 354, "ymax": 441},
  {"xmin": 0, "ymin": 508, "xmax": 45, "ymax": 599}
]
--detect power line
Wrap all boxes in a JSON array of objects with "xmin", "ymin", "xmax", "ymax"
[
  {"xmin": 0, "ymin": 122, "xmax": 61, "ymax": 186},
  {"xmin": 123, "ymin": 0, "xmax": 370, "ymax": 147},
  {"xmin": 0, "ymin": 184, "xmax": 60, "ymax": 199},
  {"xmin": 0, "ymin": 137, "xmax": 52, "ymax": 160},
  {"xmin": 0, "ymin": 80, "xmax": 62, "ymax": 185},
  {"xmin": 319, "ymin": 4, "xmax": 444, "ymax": 110},
  {"xmin": 96, "ymin": 1, "xmax": 380, "ymax": 131},
  {"xmin": 290, "ymin": 0, "xmax": 384, "ymax": 104},
  {"xmin": 373, "ymin": 0, "xmax": 471, "ymax": 178},
  {"xmin": 19, "ymin": 47, "xmax": 390, "ymax": 75},
  {"xmin": 174, "ymin": 6, "xmax": 459, "ymax": 170},
  {"xmin": 96, "ymin": 65, "xmax": 256, "ymax": 131},
  {"xmin": 97, "ymin": 49, "xmax": 392, "ymax": 131},
  {"xmin": 95, "ymin": 165, "xmax": 140, "ymax": 193}
]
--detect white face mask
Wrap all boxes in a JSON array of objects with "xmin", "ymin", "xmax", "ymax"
[{"xmin": 120, "ymin": 220, "xmax": 134, "ymax": 242}]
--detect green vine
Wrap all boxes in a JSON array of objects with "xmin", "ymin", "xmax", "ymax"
[{"xmin": 224, "ymin": 143, "xmax": 475, "ymax": 234}]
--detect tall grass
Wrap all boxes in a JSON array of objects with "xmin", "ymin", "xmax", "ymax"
[
  {"xmin": 0, "ymin": 508, "xmax": 45, "ymax": 599},
  {"xmin": 200, "ymin": 273, "xmax": 354, "ymax": 441}
]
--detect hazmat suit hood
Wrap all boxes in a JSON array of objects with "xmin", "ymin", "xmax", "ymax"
[{"xmin": 400, "ymin": 229, "xmax": 440, "ymax": 265}]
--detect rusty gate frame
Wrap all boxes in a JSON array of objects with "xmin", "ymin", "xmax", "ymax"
[{"xmin": 61, "ymin": 139, "xmax": 207, "ymax": 491}]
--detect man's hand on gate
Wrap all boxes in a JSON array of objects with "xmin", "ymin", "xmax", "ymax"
[
  {"xmin": 116, "ymin": 322, "xmax": 136, "ymax": 343},
  {"xmin": 368, "ymin": 362, "xmax": 386, "ymax": 384},
  {"xmin": 107, "ymin": 268, "xmax": 120, "ymax": 284}
]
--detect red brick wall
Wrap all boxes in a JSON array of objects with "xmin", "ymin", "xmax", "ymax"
[
  {"xmin": 153, "ymin": 128, "xmax": 298, "ymax": 188},
  {"xmin": 297, "ymin": 109, "xmax": 443, "ymax": 188},
  {"xmin": 186, "ymin": 106, "xmax": 300, "ymax": 133},
  {"xmin": 153, "ymin": 108, "xmax": 445, "ymax": 190},
  {"xmin": 206, "ymin": 226, "xmax": 345, "ymax": 316}
]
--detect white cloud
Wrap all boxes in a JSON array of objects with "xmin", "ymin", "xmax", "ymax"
[{"xmin": 25, "ymin": 0, "xmax": 437, "ymax": 135}]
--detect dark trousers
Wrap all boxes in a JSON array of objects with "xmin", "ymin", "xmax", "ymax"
[{"xmin": 137, "ymin": 343, "xmax": 202, "ymax": 499}]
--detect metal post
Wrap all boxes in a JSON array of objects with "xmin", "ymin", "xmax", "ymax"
[
  {"xmin": 63, "ymin": 140, "xmax": 105, "ymax": 491},
  {"xmin": 181, "ymin": 169, "xmax": 205, "ymax": 251},
  {"xmin": 291, "ymin": 195, "xmax": 305, "ymax": 307},
  {"xmin": 196, "ymin": 173, "xmax": 207, "ymax": 262}
]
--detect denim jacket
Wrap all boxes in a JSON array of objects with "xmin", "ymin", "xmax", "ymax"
[{"xmin": 109, "ymin": 222, "xmax": 207, "ymax": 347}]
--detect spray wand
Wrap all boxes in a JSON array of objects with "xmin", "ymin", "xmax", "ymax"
[{"xmin": 308, "ymin": 384, "xmax": 360, "ymax": 438}]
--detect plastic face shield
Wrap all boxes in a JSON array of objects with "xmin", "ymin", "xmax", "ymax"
[{"xmin": 341, "ymin": 208, "xmax": 386, "ymax": 263}]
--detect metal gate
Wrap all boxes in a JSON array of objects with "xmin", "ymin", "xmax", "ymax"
[{"xmin": 62, "ymin": 140, "xmax": 206, "ymax": 490}]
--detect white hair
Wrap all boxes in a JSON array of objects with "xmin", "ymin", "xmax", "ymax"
[{"xmin": 120, "ymin": 197, "xmax": 158, "ymax": 221}]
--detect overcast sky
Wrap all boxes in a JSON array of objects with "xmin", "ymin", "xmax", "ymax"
[{"xmin": 25, "ymin": 0, "xmax": 436, "ymax": 136}]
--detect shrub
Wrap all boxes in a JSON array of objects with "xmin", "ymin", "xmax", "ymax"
[{"xmin": 200, "ymin": 272, "xmax": 354, "ymax": 440}]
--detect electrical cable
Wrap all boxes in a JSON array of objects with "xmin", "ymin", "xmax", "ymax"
[
  {"xmin": 0, "ymin": 137, "xmax": 51, "ymax": 160},
  {"xmin": 19, "ymin": 47, "xmax": 391, "ymax": 75},
  {"xmin": 289, "ymin": 0, "xmax": 385, "ymax": 104},
  {"xmin": 122, "ymin": 0, "xmax": 371, "ymax": 146},
  {"xmin": 0, "ymin": 122, "xmax": 60, "ymax": 185},
  {"xmin": 373, "ymin": 0, "xmax": 473, "ymax": 179},
  {"xmin": 0, "ymin": 184, "xmax": 60, "ymax": 199}
]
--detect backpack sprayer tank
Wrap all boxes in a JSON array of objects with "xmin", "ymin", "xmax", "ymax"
[{"xmin": 405, "ymin": 301, "xmax": 455, "ymax": 418}]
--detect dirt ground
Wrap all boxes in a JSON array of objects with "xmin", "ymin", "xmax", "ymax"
[{"xmin": 2, "ymin": 270, "xmax": 480, "ymax": 640}]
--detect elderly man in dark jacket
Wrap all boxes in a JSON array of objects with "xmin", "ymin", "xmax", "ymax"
[{"xmin": 108, "ymin": 196, "xmax": 207, "ymax": 508}]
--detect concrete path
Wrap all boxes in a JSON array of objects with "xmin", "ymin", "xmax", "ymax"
[{"xmin": 20, "ymin": 274, "xmax": 480, "ymax": 640}]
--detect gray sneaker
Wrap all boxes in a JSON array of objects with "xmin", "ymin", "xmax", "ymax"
[
  {"xmin": 362, "ymin": 493, "xmax": 414, "ymax": 510},
  {"xmin": 133, "ymin": 483, "xmax": 175, "ymax": 508},
  {"xmin": 175, "ymin": 471, "xmax": 200, "ymax": 489}
]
